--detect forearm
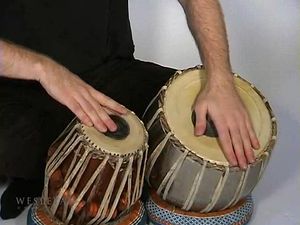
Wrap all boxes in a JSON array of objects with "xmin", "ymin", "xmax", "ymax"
[
  {"xmin": 0, "ymin": 39, "xmax": 52, "ymax": 81},
  {"xmin": 179, "ymin": 0, "xmax": 232, "ymax": 82}
]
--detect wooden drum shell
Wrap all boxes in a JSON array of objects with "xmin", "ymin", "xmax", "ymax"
[{"xmin": 42, "ymin": 118, "xmax": 148, "ymax": 225}]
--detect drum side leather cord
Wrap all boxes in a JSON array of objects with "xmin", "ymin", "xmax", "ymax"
[
  {"xmin": 146, "ymin": 133, "xmax": 172, "ymax": 185},
  {"xmin": 142, "ymin": 85, "xmax": 167, "ymax": 119},
  {"xmin": 88, "ymin": 158, "xmax": 123, "ymax": 224},
  {"xmin": 65, "ymin": 156, "xmax": 109, "ymax": 223},
  {"xmin": 44, "ymin": 125, "xmax": 81, "ymax": 204},
  {"xmin": 183, "ymin": 160, "xmax": 207, "ymax": 210},
  {"xmin": 102, "ymin": 156, "xmax": 134, "ymax": 224},
  {"xmin": 158, "ymin": 150, "xmax": 189, "ymax": 198},
  {"xmin": 221, "ymin": 166, "xmax": 249, "ymax": 210},
  {"xmin": 201, "ymin": 167, "xmax": 230, "ymax": 213}
]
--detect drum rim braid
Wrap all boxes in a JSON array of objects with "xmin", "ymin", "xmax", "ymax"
[
  {"xmin": 156, "ymin": 65, "xmax": 277, "ymax": 170},
  {"xmin": 77, "ymin": 110, "xmax": 149, "ymax": 158}
]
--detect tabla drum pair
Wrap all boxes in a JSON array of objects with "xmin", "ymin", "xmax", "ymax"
[
  {"xmin": 27, "ymin": 111, "xmax": 148, "ymax": 225},
  {"xmin": 143, "ymin": 66, "xmax": 277, "ymax": 215}
]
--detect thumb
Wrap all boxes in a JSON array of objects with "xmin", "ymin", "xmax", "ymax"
[{"xmin": 194, "ymin": 105, "xmax": 207, "ymax": 136}]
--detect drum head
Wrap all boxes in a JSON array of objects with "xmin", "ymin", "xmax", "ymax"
[
  {"xmin": 81, "ymin": 111, "xmax": 147, "ymax": 156},
  {"xmin": 163, "ymin": 68, "xmax": 274, "ymax": 166}
]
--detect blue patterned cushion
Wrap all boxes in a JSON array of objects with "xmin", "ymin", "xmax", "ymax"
[{"xmin": 146, "ymin": 195, "xmax": 253, "ymax": 225}]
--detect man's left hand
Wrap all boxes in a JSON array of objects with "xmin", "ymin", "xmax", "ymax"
[{"xmin": 193, "ymin": 74, "xmax": 260, "ymax": 169}]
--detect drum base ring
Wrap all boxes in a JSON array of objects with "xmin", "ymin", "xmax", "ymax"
[
  {"xmin": 27, "ymin": 199, "xmax": 147, "ymax": 225},
  {"xmin": 146, "ymin": 191, "xmax": 253, "ymax": 225}
]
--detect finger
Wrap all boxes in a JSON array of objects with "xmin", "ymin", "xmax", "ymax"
[
  {"xmin": 229, "ymin": 126, "xmax": 247, "ymax": 169},
  {"xmin": 84, "ymin": 93, "xmax": 118, "ymax": 132},
  {"xmin": 96, "ymin": 106, "xmax": 118, "ymax": 132},
  {"xmin": 68, "ymin": 100, "xmax": 93, "ymax": 127},
  {"xmin": 75, "ymin": 94, "xmax": 107, "ymax": 132},
  {"xmin": 239, "ymin": 123, "xmax": 255, "ymax": 164},
  {"xmin": 194, "ymin": 105, "xmax": 207, "ymax": 136},
  {"xmin": 245, "ymin": 117, "xmax": 260, "ymax": 149},
  {"xmin": 214, "ymin": 119, "xmax": 238, "ymax": 166},
  {"xmin": 90, "ymin": 90, "xmax": 127, "ymax": 114},
  {"xmin": 102, "ymin": 107, "xmax": 123, "ymax": 117},
  {"xmin": 103, "ymin": 107, "xmax": 115, "ymax": 115}
]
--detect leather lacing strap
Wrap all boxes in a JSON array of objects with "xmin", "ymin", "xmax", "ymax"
[
  {"xmin": 87, "ymin": 158, "xmax": 123, "ymax": 225},
  {"xmin": 182, "ymin": 160, "xmax": 207, "ymax": 211},
  {"xmin": 51, "ymin": 147, "xmax": 91, "ymax": 215},
  {"xmin": 65, "ymin": 155, "xmax": 109, "ymax": 223},
  {"xmin": 157, "ymin": 149, "xmax": 188, "ymax": 199},
  {"xmin": 146, "ymin": 132, "xmax": 172, "ymax": 185},
  {"xmin": 201, "ymin": 167, "xmax": 230, "ymax": 213},
  {"xmin": 142, "ymin": 85, "xmax": 167, "ymax": 119}
]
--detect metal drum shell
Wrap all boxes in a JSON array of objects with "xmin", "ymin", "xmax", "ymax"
[{"xmin": 144, "ymin": 67, "xmax": 277, "ymax": 212}]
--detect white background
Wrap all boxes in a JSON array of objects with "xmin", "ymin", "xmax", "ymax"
[
  {"xmin": 130, "ymin": 0, "xmax": 300, "ymax": 224},
  {"xmin": 1, "ymin": 0, "xmax": 299, "ymax": 224}
]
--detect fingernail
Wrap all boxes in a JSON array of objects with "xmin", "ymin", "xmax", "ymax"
[
  {"xmin": 100, "ymin": 127, "xmax": 107, "ymax": 133},
  {"xmin": 231, "ymin": 161, "xmax": 238, "ymax": 167},
  {"xmin": 194, "ymin": 129, "xmax": 203, "ymax": 136},
  {"xmin": 87, "ymin": 121, "xmax": 93, "ymax": 127},
  {"xmin": 195, "ymin": 132, "xmax": 202, "ymax": 137},
  {"xmin": 110, "ymin": 124, "xmax": 117, "ymax": 132},
  {"xmin": 121, "ymin": 105, "xmax": 127, "ymax": 113}
]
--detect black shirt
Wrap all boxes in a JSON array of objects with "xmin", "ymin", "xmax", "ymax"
[{"xmin": 0, "ymin": 0, "xmax": 134, "ymax": 74}]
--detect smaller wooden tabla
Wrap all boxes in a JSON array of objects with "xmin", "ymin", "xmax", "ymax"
[
  {"xmin": 146, "ymin": 190, "xmax": 253, "ymax": 225},
  {"xmin": 40, "ymin": 111, "xmax": 148, "ymax": 225},
  {"xmin": 143, "ymin": 66, "xmax": 277, "ymax": 212}
]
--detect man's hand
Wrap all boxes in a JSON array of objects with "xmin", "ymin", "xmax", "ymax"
[
  {"xmin": 0, "ymin": 40, "xmax": 127, "ymax": 132},
  {"xmin": 37, "ymin": 59, "xmax": 127, "ymax": 133},
  {"xmin": 193, "ymin": 74, "xmax": 260, "ymax": 169},
  {"xmin": 178, "ymin": 0, "xmax": 260, "ymax": 168}
]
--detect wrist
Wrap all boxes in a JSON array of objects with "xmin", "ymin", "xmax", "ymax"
[
  {"xmin": 205, "ymin": 71, "xmax": 235, "ymax": 90},
  {"xmin": 206, "ymin": 69, "xmax": 233, "ymax": 82},
  {"xmin": 32, "ymin": 55, "xmax": 48, "ymax": 82},
  {"xmin": 33, "ymin": 55, "xmax": 59, "ymax": 83},
  {"xmin": 202, "ymin": 61, "xmax": 233, "ymax": 82}
]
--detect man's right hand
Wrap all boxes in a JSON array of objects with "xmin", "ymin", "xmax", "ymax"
[
  {"xmin": 36, "ymin": 58, "xmax": 127, "ymax": 133},
  {"xmin": 0, "ymin": 40, "xmax": 127, "ymax": 132}
]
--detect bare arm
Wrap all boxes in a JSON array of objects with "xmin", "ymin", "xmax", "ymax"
[
  {"xmin": 0, "ymin": 39, "xmax": 127, "ymax": 132},
  {"xmin": 179, "ymin": 0, "xmax": 231, "ymax": 77},
  {"xmin": 179, "ymin": 0, "xmax": 259, "ymax": 169},
  {"xmin": 0, "ymin": 39, "xmax": 45, "ymax": 80}
]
